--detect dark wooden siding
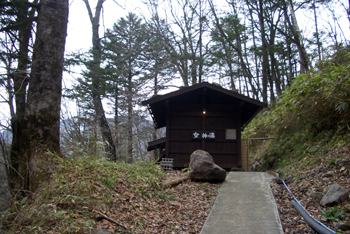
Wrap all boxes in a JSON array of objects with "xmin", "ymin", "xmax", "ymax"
[
  {"xmin": 168, "ymin": 101, "xmax": 241, "ymax": 169},
  {"xmin": 143, "ymin": 83, "xmax": 266, "ymax": 171}
]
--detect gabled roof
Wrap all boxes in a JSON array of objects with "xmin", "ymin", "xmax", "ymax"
[{"xmin": 142, "ymin": 82, "xmax": 267, "ymax": 129}]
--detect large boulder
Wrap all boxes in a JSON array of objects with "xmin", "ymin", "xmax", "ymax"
[
  {"xmin": 320, "ymin": 184, "xmax": 349, "ymax": 206},
  {"xmin": 189, "ymin": 150, "xmax": 226, "ymax": 183}
]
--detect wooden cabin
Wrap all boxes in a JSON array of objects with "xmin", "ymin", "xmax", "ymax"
[{"xmin": 142, "ymin": 82, "xmax": 267, "ymax": 170}]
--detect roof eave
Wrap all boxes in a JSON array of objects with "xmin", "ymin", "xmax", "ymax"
[{"xmin": 142, "ymin": 82, "xmax": 267, "ymax": 108}]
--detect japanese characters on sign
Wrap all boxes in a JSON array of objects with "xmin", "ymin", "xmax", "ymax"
[{"xmin": 191, "ymin": 130, "xmax": 216, "ymax": 140}]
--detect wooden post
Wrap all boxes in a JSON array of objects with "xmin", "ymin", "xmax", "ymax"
[
  {"xmin": 241, "ymin": 139, "xmax": 249, "ymax": 171},
  {"xmin": 202, "ymin": 88, "xmax": 206, "ymax": 150},
  {"xmin": 165, "ymin": 99, "xmax": 170, "ymax": 158},
  {"xmin": 237, "ymin": 102, "xmax": 243, "ymax": 168}
]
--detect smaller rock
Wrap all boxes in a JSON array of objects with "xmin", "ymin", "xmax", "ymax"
[
  {"xmin": 322, "ymin": 178, "xmax": 330, "ymax": 183},
  {"xmin": 320, "ymin": 184, "xmax": 349, "ymax": 206},
  {"xmin": 336, "ymin": 221, "xmax": 350, "ymax": 231},
  {"xmin": 322, "ymin": 171, "xmax": 335, "ymax": 178}
]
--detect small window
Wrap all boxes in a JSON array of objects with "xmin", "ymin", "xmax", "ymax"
[{"xmin": 226, "ymin": 129, "xmax": 237, "ymax": 140}]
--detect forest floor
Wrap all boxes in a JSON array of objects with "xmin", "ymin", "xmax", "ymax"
[
  {"xmin": 3, "ymin": 145, "xmax": 350, "ymax": 233},
  {"xmin": 1, "ymin": 160, "xmax": 222, "ymax": 234},
  {"xmin": 93, "ymin": 170, "xmax": 222, "ymax": 234},
  {"xmin": 270, "ymin": 144, "xmax": 350, "ymax": 234}
]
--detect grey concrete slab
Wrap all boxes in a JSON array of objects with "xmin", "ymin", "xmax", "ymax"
[{"xmin": 200, "ymin": 172, "xmax": 283, "ymax": 234}]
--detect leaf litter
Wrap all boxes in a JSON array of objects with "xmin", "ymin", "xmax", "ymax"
[
  {"xmin": 1, "ymin": 157, "xmax": 221, "ymax": 233},
  {"xmin": 270, "ymin": 144, "xmax": 350, "ymax": 233},
  {"xmin": 6, "ymin": 146, "xmax": 349, "ymax": 233}
]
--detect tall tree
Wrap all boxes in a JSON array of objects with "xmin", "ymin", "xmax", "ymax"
[
  {"xmin": 0, "ymin": 0, "xmax": 38, "ymax": 183},
  {"xmin": 147, "ymin": 15, "xmax": 176, "ymax": 160},
  {"xmin": 312, "ymin": 0, "xmax": 322, "ymax": 60},
  {"xmin": 282, "ymin": 0, "xmax": 310, "ymax": 73},
  {"xmin": 16, "ymin": 0, "xmax": 68, "ymax": 190},
  {"xmin": 208, "ymin": 0, "xmax": 257, "ymax": 98},
  {"xmin": 246, "ymin": 0, "xmax": 284, "ymax": 102},
  {"xmin": 210, "ymin": 14, "xmax": 245, "ymax": 92},
  {"xmin": 83, "ymin": 0, "xmax": 117, "ymax": 161},
  {"xmin": 104, "ymin": 13, "xmax": 150, "ymax": 163},
  {"xmin": 257, "ymin": 0, "xmax": 269, "ymax": 103}
]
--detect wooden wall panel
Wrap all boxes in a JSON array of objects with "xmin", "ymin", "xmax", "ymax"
[
  {"xmin": 170, "ymin": 116, "xmax": 202, "ymax": 129},
  {"xmin": 170, "ymin": 103, "xmax": 202, "ymax": 111},
  {"xmin": 169, "ymin": 129, "xmax": 192, "ymax": 141},
  {"xmin": 205, "ymin": 141, "xmax": 238, "ymax": 154},
  {"xmin": 169, "ymin": 141, "xmax": 202, "ymax": 154},
  {"xmin": 213, "ymin": 155, "xmax": 238, "ymax": 169},
  {"xmin": 206, "ymin": 116, "xmax": 237, "ymax": 129},
  {"xmin": 167, "ymin": 100, "xmax": 242, "ymax": 170}
]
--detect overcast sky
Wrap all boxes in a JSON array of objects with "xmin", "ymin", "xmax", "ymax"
[{"xmin": 66, "ymin": 0, "xmax": 146, "ymax": 52}]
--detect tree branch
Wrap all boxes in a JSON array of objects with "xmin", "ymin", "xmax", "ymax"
[
  {"xmin": 0, "ymin": 17, "xmax": 38, "ymax": 33},
  {"xmin": 162, "ymin": 175, "xmax": 188, "ymax": 187},
  {"xmin": 82, "ymin": 0, "xmax": 94, "ymax": 23},
  {"xmin": 92, "ymin": 209, "xmax": 131, "ymax": 232}
]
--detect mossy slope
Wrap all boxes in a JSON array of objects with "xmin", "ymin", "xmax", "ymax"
[{"xmin": 243, "ymin": 46, "xmax": 350, "ymax": 174}]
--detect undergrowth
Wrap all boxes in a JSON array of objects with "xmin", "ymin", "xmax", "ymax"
[
  {"xmin": 0, "ymin": 155, "xmax": 166, "ymax": 233},
  {"xmin": 243, "ymin": 45, "xmax": 350, "ymax": 174}
]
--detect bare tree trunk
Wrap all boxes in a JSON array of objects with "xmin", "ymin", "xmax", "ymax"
[
  {"xmin": 0, "ymin": 135, "xmax": 11, "ymax": 211},
  {"xmin": 248, "ymin": 8, "xmax": 260, "ymax": 99},
  {"xmin": 152, "ymin": 63, "xmax": 159, "ymax": 161},
  {"xmin": 267, "ymin": 18, "xmax": 278, "ymax": 103},
  {"xmin": 313, "ymin": 0, "xmax": 322, "ymax": 61},
  {"xmin": 9, "ymin": 0, "xmax": 36, "ymax": 182},
  {"xmin": 114, "ymin": 82, "xmax": 120, "ymax": 158},
  {"xmin": 191, "ymin": 62, "xmax": 197, "ymax": 85},
  {"xmin": 83, "ymin": 0, "xmax": 117, "ymax": 161},
  {"xmin": 18, "ymin": 0, "xmax": 68, "ymax": 190},
  {"xmin": 127, "ymin": 69, "xmax": 133, "ymax": 164},
  {"xmin": 13, "ymin": 1, "xmax": 35, "ymax": 120},
  {"xmin": 209, "ymin": 0, "xmax": 258, "ymax": 100},
  {"xmin": 198, "ymin": 0, "xmax": 203, "ymax": 83},
  {"xmin": 284, "ymin": 0, "xmax": 310, "ymax": 73},
  {"xmin": 258, "ymin": 0, "xmax": 269, "ymax": 103},
  {"xmin": 283, "ymin": 17, "xmax": 294, "ymax": 86}
]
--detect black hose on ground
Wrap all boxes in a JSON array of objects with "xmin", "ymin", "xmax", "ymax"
[
  {"xmin": 291, "ymin": 200, "xmax": 335, "ymax": 234},
  {"xmin": 278, "ymin": 178, "xmax": 336, "ymax": 234}
]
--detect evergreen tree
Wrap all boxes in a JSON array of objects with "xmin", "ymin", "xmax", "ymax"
[{"xmin": 103, "ymin": 13, "xmax": 152, "ymax": 163}]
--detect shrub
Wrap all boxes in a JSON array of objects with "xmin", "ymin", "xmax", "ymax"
[{"xmin": 243, "ymin": 46, "xmax": 350, "ymax": 170}]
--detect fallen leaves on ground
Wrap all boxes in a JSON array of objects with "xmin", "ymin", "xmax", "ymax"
[
  {"xmin": 271, "ymin": 145, "xmax": 350, "ymax": 234},
  {"xmin": 94, "ymin": 170, "xmax": 221, "ymax": 234},
  {"xmin": 1, "ymin": 159, "xmax": 221, "ymax": 234}
]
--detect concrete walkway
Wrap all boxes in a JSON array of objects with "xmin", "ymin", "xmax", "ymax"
[{"xmin": 200, "ymin": 172, "xmax": 284, "ymax": 234}]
